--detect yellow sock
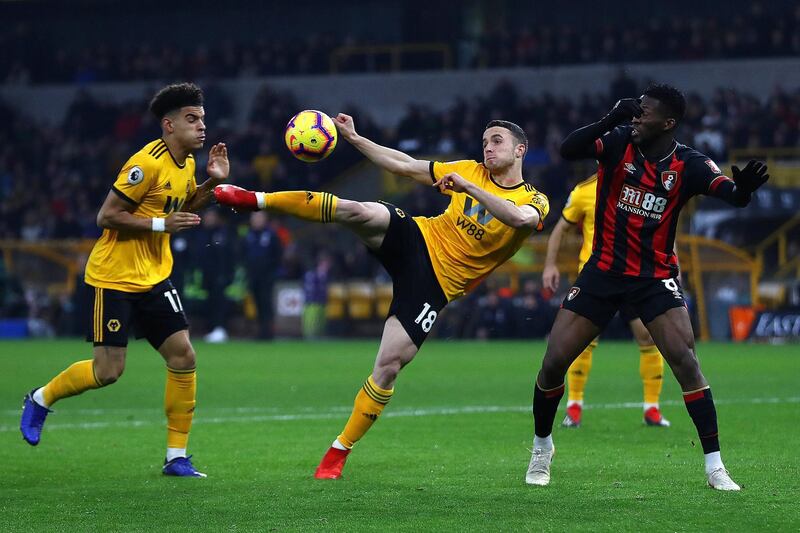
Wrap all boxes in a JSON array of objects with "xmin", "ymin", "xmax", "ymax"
[
  {"xmin": 42, "ymin": 360, "xmax": 102, "ymax": 407},
  {"xmin": 165, "ymin": 367, "xmax": 196, "ymax": 450},
  {"xmin": 567, "ymin": 341, "xmax": 595, "ymax": 403},
  {"xmin": 264, "ymin": 191, "xmax": 338, "ymax": 223},
  {"xmin": 639, "ymin": 344, "xmax": 664, "ymax": 405},
  {"xmin": 338, "ymin": 375, "xmax": 393, "ymax": 449}
]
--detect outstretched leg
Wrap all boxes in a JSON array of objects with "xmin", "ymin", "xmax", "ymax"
[
  {"xmin": 214, "ymin": 185, "xmax": 390, "ymax": 250},
  {"xmin": 645, "ymin": 307, "xmax": 739, "ymax": 491},
  {"xmin": 315, "ymin": 316, "xmax": 418, "ymax": 479}
]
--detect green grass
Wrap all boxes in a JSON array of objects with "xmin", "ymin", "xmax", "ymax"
[{"xmin": 1, "ymin": 339, "xmax": 798, "ymax": 532}]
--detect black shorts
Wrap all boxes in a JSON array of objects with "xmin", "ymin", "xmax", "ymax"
[
  {"xmin": 562, "ymin": 265, "xmax": 686, "ymax": 329},
  {"xmin": 85, "ymin": 279, "xmax": 189, "ymax": 349},
  {"xmin": 618, "ymin": 303, "xmax": 639, "ymax": 323},
  {"xmin": 370, "ymin": 202, "xmax": 448, "ymax": 348}
]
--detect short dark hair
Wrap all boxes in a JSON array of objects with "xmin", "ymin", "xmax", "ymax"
[
  {"xmin": 643, "ymin": 84, "xmax": 686, "ymax": 125},
  {"xmin": 149, "ymin": 83, "xmax": 204, "ymax": 119},
  {"xmin": 485, "ymin": 120, "xmax": 528, "ymax": 155}
]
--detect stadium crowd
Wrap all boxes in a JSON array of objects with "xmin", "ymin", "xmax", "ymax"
[
  {"xmin": 2, "ymin": 4, "xmax": 799, "ymax": 83},
  {"xmin": 1, "ymin": 79, "xmax": 797, "ymax": 337}
]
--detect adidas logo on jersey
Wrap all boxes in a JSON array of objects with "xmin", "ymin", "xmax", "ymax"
[{"xmin": 164, "ymin": 181, "xmax": 172, "ymax": 190}]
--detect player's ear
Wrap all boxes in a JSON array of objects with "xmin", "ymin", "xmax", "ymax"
[
  {"xmin": 161, "ymin": 116, "xmax": 174, "ymax": 134},
  {"xmin": 516, "ymin": 143, "xmax": 526, "ymax": 159},
  {"xmin": 664, "ymin": 118, "xmax": 676, "ymax": 132}
]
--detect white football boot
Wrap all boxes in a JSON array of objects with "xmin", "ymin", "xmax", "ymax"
[
  {"xmin": 525, "ymin": 447, "xmax": 555, "ymax": 486},
  {"xmin": 707, "ymin": 468, "xmax": 741, "ymax": 491}
]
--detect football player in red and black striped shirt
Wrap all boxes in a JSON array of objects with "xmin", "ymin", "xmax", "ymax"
[{"xmin": 525, "ymin": 84, "xmax": 769, "ymax": 491}]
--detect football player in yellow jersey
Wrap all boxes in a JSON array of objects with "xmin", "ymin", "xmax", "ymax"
[
  {"xmin": 542, "ymin": 175, "xmax": 670, "ymax": 428},
  {"xmin": 215, "ymin": 115, "xmax": 549, "ymax": 479},
  {"xmin": 20, "ymin": 83, "xmax": 229, "ymax": 477}
]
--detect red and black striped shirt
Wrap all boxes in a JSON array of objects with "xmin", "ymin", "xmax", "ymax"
[{"xmin": 586, "ymin": 126, "xmax": 733, "ymax": 279}]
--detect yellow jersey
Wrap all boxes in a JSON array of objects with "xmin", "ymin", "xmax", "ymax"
[
  {"xmin": 414, "ymin": 160, "xmax": 550, "ymax": 301},
  {"xmin": 85, "ymin": 139, "xmax": 197, "ymax": 292},
  {"xmin": 561, "ymin": 174, "xmax": 598, "ymax": 272}
]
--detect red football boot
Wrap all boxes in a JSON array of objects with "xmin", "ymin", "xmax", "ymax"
[
  {"xmin": 213, "ymin": 184, "xmax": 263, "ymax": 211},
  {"xmin": 314, "ymin": 447, "xmax": 351, "ymax": 479},
  {"xmin": 644, "ymin": 406, "xmax": 671, "ymax": 427},
  {"xmin": 561, "ymin": 402, "xmax": 582, "ymax": 428}
]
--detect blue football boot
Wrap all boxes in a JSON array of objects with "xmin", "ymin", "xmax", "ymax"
[
  {"xmin": 162, "ymin": 455, "xmax": 207, "ymax": 478},
  {"xmin": 20, "ymin": 389, "xmax": 52, "ymax": 446}
]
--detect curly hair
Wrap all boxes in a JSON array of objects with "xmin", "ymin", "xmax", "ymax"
[{"xmin": 149, "ymin": 83, "xmax": 204, "ymax": 119}]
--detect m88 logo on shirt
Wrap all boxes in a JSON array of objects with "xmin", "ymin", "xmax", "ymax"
[{"xmin": 617, "ymin": 184, "xmax": 667, "ymax": 220}]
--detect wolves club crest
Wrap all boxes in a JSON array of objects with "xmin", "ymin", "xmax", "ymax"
[
  {"xmin": 661, "ymin": 170, "xmax": 678, "ymax": 192},
  {"xmin": 567, "ymin": 287, "xmax": 581, "ymax": 301}
]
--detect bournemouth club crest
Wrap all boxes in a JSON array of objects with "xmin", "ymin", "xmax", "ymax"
[
  {"xmin": 567, "ymin": 287, "xmax": 581, "ymax": 301},
  {"xmin": 661, "ymin": 170, "xmax": 678, "ymax": 192}
]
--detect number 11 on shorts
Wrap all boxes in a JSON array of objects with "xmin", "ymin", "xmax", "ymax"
[{"xmin": 414, "ymin": 303, "xmax": 438, "ymax": 332}]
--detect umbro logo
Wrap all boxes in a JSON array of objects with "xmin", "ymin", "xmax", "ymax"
[{"xmin": 624, "ymin": 163, "xmax": 637, "ymax": 174}]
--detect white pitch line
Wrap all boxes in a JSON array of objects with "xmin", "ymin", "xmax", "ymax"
[{"xmin": 2, "ymin": 396, "xmax": 798, "ymax": 433}]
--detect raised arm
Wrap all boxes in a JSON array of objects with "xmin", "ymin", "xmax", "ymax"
[
  {"xmin": 709, "ymin": 160, "xmax": 769, "ymax": 207},
  {"xmin": 434, "ymin": 172, "xmax": 541, "ymax": 230},
  {"xmin": 333, "ymin": 114, "xmax": 432, "ymax": 185},
  {"xmin": 560, "ymin": 98, "xmax": 643, "ymax": 160},
  {"xmin": 184, "ymin": 143, "xmax": 230, "ymax": 213}
]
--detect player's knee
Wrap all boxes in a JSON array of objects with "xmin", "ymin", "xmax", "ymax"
[
  {"xmin": 95, "ymin": 362, "xmax": 124, "ymax": 386},
  {"xmin": 337, "ymin": 200, "xmax": 371, "ymax": 225},
  {"xmin": 540, "ymin": 352, "xmax": 568, "ymax": 385},
  {"xmin": 668, "ymin": 348, "xmax": 703, "ymax": 385},
  {"xmin": 168, "ymin": 344, "xmax": 196, "ymax": 370},
  {"xmin": 373, "ymin": 357, "xmax": 402, "ymax": 385}
]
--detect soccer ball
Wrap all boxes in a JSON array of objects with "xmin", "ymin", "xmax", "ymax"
[{"xmin": 284, "ymin": 110, "xmax": 338, "ymax": 162}]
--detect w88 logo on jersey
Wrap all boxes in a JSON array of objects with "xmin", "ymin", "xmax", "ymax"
[{"xmin": 617, "ymin": 185, "xmax": 667, "ymax": 220}]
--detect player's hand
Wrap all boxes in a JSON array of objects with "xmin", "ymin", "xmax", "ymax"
[
  {"xmin": 165, "ymin": 211, "xmax": 201, "ymax": 233},
  {"xmin": 604, "ymin": 98, "xmax": 643, "ymax": 126},
  {"xmin": 332, "ymin": 113, "xmax": 357, "ymax": 141},
  {"xmin": 207, "ymin": 143, "xmax": 229, "ymax": 182},
  {"xmin": 542, "ymin": 264, "xmax": 560, "ymax": 293},
  {"xmin": 434, "ymin": 172, "xmax": 470, "ymax": 194},
  {"xmin": 731, "ymin": 160, "xmax": 769, "ymax": 194}
]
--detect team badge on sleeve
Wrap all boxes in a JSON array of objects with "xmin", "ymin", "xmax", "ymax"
[
  {"xmin": 127, "ymin": 166, "xmax": 144, "ymax": 185},
  {"xmin": 704, "ymin": 159, "xmax": 721, "ymax": 174},
  {"xmin": 530, "ymin": 193, "xmax": 550, "ymax": 219}
]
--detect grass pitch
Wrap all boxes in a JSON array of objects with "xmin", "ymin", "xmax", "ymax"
[{"xmin": 1, "ymin": 339, "xmax": 798, "ymax": 532}]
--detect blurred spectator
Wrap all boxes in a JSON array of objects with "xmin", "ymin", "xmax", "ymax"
[
  {"xmin": 513, "ymin": 279, "xmax": 555, "ymax": 338},
  {"xmin": 244, "ymin": 211, "xmax": 283, "ymax": 339},
  {"xmin": 3, "ymin": 4, "xmax": 799, "ymax": 83},
  {"xmin": 694, "ymin": 113, "xmax": 726, "ymax": 161},
  {"xmin": 302, "ymin": 251, "xmax": 333, "ymax": 339},
  {"xmin": 471, "ymin": 290, "xmax": 515, "ymax": 339},
  {"xmin": 195, "ymin": 208, "xmax": 235, "ymax": 343}
]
